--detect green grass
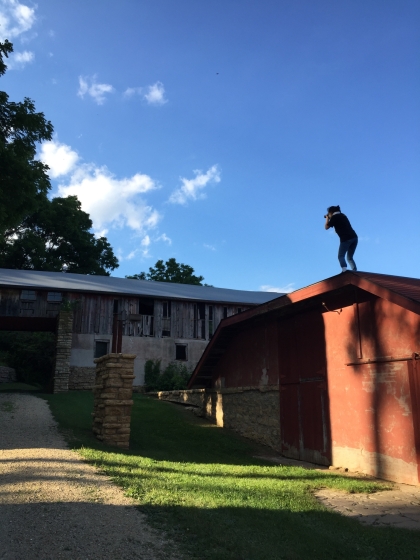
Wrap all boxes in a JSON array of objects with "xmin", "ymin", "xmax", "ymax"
[
  {"xmin": 0, "ymin": 382, "xmax": 41, "ymax": 392},
  {"xmin": 41, "ymin": 392, "xmax": 420, "ymax": 560}
]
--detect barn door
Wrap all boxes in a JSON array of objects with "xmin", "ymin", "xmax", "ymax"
[{"xmin": 278, "ymin": 313, "xmax": 331, "ymax": 465}]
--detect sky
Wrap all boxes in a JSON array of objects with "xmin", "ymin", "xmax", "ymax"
[{"xmin": 1, "ymin": 0, "xmax": 419, "ymax": 293}]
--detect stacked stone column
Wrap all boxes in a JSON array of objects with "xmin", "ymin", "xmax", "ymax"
[
  {"xmin": 53, "ymin": 310, "xmax": 73, "ymax": 393},
  {"xmin": 92, "ymin": 354, "xmax": 136, "ymax": 448}
]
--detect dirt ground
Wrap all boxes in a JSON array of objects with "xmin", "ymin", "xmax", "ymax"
[{"xmin": 0, "ymin": 393, "xmax": 184, "ymax": 560}]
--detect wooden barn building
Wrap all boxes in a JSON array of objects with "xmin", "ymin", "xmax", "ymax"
[
  {"xmin": 186, "ymin": 271, "xmax": 420, "ymax": 485},
  {"xmin": 0, "ymin": 268, "xmax": 279, "ymax": 392}
]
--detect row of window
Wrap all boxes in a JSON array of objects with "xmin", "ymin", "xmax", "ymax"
[
  {"xmin": 94, "ymin": 340, "xmax": 188, "ymax": 361},
  {"xmin": 21, "ymin": 290, "xmax": 62, "ymax": 302}
]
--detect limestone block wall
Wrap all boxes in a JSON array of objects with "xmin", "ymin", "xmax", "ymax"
[
  {"xmin": 69, "ymin": 366, "xmax": 96, "ymax": 390},
  {"xmin": 155, "ymin": 385, "xmax": 280, "ymax": 452},
  {"xmin": 53, "ymin": 311, "xmax": 73, "ymax": 393},
  {"xmin": 0, "ymin": 366, "xmax": 16, "ymax": 383},
  {"xmin": 92, "ymin": 354, "xmax": 135, "ymax": 448}
]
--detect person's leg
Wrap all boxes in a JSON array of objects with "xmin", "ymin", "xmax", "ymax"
[
  {"xmin": 338, "ymin": 241, "xmax": 349, "ymax": 271},
  {"xmin": 346, "ymin": 237, "xmax": 358, "ymax": 271}
]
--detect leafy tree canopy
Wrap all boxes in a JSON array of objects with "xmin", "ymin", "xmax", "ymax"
[
  {"xmin": 127, "ymin": 258, "xmax": 204, "ymax": 285},
  {"xmin": 0, "ymin": 195, "xmax": 119, "ymax": 275},
  {"xmin": 0, "ymin": 39, "xmax": 53, "ymax": 232}
]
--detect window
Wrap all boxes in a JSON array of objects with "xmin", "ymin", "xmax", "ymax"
[
  {"xmin": 94, "ymin": 341, "xmax": 109, "ymax": 359},
  {"xmin": 175, "ymin": 344, "xmax": 187, "ymax": 361},
  {"xmin": 113, "ymin": 299, "xmax": 119, "ymax": 314},
  {"xmin": 47, "ymin": 291, "xmax": 62, "ymax": 303},
  {"xmin": 223, "ymin": 307, "xmax": 228, "ymax": 319},
  {"xmin": 138, "ymin": 298, "xmax": 154, "ymax": 315},
  {"xmin": 194, "ymin": 303, "xmax": 205, "ymax": 339},
  {"xmin": 208, "ymin": 305, "xmax": 214, "ymax": 339},
  {"xmin": 20, "ymin": 290, "xmax": 36, "ymax": 301},
  {"xmin": 237, "ymin": 308, "xmax": 243, "ymax": 314},
  {"xmin": 162, "ymin": 301, "xmax": 171, "ymax": 337}
]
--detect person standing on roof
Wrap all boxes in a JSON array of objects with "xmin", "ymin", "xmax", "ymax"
[{"xmin": 324, "ymin": 205, "xmax": 358, "ymax": 272}]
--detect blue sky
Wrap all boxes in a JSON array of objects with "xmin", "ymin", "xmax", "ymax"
[{"xmin": 1, "ymin": 0, "xmax": 419, "ymax": 292}]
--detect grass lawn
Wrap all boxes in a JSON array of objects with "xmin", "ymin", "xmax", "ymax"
[
  {"xmin": 0, "ymin": 382, "xmax": 41, "ymax": 392},
  {"xmin": 42, "ymin": 392, "xmax": 420, "ymax": 560}
]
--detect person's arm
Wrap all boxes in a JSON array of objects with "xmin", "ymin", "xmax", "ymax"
[{"xmin": 324, "ymin": 215, "xmax": 331, "ymax": 230}]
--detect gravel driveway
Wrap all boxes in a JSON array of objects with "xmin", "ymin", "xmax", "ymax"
[{"xmin": 0, "ymin": 393, "xmax": 184, "ymax": 560}]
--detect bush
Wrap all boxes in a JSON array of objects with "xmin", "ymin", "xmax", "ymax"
[{"xmin": 144, "ymin": 359, "xmax": 191, "ymax": 392}]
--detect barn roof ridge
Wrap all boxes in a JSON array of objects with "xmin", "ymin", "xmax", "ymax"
[
  {"xmin": 188, "ymin": 270, "xmax": 420, "ymax": 388},
  {"xmin": 0, "ymin": 268, "xmax": 281, "ymax": 306}
]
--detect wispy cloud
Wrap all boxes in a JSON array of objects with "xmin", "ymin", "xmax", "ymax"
[
  {"xmin": 123, "ymin": 86, "xmax": 143, "ymax": 98},
  {"xmin": 7, "ymin": 48, "xmax": 33, "ymax": 68},
  {"xmin": 204, "ymin": 243, "xmax": 216, "ymax": 251},
  {"xmin": 0, "ymin": 0, "xmax": 36, "ymax": 41},
  {"xmin": 169, "ymin": 165, "xmax": 221, "ymax": 205},
  {"xmin": 156, "ymin": 233, "xmax": 172, "ymax": 245},
  {"xmin": 144, "ymin": 81, "xmax": 167, "ymax": 105},
  {"xmin": 78, "ymin": 75, "xmax": 114, "ymax": 105},
  {"xmin": 260, "ymin": 283, "xmax": 294, "ymax": 294},
  {"xmin": 40, "ymin": 139, "xmax": 161, "ymax": 236}
]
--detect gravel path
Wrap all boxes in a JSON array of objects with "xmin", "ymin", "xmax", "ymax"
[{"xmin": 0, "ymin": 393, "xmax": 184, "ymax": 560}]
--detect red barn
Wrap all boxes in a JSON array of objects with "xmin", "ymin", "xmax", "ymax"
[{"xmin": 188, "ymin": 271, "xmax": 420, "ymax": 485}]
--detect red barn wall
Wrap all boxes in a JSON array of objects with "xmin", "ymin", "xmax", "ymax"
[
  {"xmin": 213, "ymin": 318, "xmax": 279, "ymax": 389},
  {"xmin": 324, "ymin": 293, "xmax": 420, "ymax": 484}
]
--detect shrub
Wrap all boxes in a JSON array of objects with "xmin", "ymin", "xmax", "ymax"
[{"xmin": 144, "ymin": 360, "xmax": 191, "ymax": 392}]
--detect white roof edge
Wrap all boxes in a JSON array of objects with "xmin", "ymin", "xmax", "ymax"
[{"xmin": 0, "ymin": 269, "xmax": 283, "ymax": 306}]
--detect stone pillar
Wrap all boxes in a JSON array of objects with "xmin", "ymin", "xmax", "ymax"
[
  {"xmin": 53, "ymin": 310, "xmax": 73, "ymax": 393},
  {"xmin": 92, "ymin": 353, "xmax": 136, "ymax": 448}
]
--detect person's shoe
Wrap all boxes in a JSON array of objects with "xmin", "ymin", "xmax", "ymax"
[{"xmin": 341, "ymin": 267, "xmax": 348, "ymax": 272}]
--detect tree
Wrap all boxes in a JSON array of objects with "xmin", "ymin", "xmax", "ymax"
[
  {"xmin": 0, "ymin": 195, "xmax": 119, "ymax": 275},
  {"xmin": 0, "ymin": 40, "xmax": 53, "ymax": 233},
  {"xmin": 127, "ymin": 258, "xmax": 204, "ymax": 285}
]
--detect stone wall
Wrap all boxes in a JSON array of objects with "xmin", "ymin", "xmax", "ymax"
[
  {"xmin": 92, "ymin": 354, "xmax": 135, "ymax": 448},
  {"xmin": 53, "ymin": 311, "xmax": 73, "ymax": 393},
  {"xmin": 155, "ymin": 385, "xmax": 280, "ymax": 452},
  {"xmin": 0, "ymin": 366, "xmax": 16, "ymax": 383},
  {"xmin": 69, "ymin": 366, "xmax": 96, "ymax": 390}
]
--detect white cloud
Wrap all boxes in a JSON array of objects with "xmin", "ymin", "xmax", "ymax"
[
  {"xmin": 260, "ymin": 283, "xmax": 295, "ymax": 294},
  {"xmin": 156, "ymin": 233, "xmax": 172, "ymax": 245},
  {"xmin": 204, "ymin": 243, "xmax": 216, "ymax": 251},
  {"xmin": 8, "ymin": 49, "xmax": 34, "ymax": 68},
  {"xmin": 40, "ymin": 140, "xmax": 80, "ymax": 178},
  {"xmin": 123, "ymin": 87, "xmax": 142, "ymax": 98},
  {"xmin": 144, "ymin": 81, "xmax": 167, "ymax": 105},
  {"xmin": 0, "ymin": 0, "xmax": 36, "ymax": 41},
  {"xmin": 78, "ymin": 75, "xmax": 114, "ymax": 105},
  {"xmin": 169, "ymin": 165, "xmax": 221, "ymax": 205}
]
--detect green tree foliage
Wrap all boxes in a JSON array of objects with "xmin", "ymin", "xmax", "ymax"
[
  {"xmin": 144, "ymin": 359, "xmax": 191, "ymax": 391},
  {"xmin": 127, "ymin": 258, "xmax": 204, "ymax": 285},
  {"xmin": 0, "ymin": 331, "xmax": 56, "ymax": 387},
  {"xmin": 0, "ymin": 40, "xmax": 54, "ymax": 233},
  {"xmin": 0, "ymin": 195, "xmax": 119, "ymax": 275}
]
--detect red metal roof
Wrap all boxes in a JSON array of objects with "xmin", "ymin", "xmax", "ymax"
[{"xmin": 355, "ymin": 271, "xmax": 420, "ymax": 304}]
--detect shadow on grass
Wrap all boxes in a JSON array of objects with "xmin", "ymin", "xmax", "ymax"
[{"xmin": 0, "ymin": 382, "xmax": 42, "ymax": 392}]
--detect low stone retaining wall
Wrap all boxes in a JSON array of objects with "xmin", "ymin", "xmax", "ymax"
[
  {"xmin": 92, "ymin": 353, "xmax": 135, "ymax": 448},
  {"xmin": 0, "ymin": 366, "xmax": 16, "ymax": 383},
  {"xmin": 154, "ymin": 385, "xmax": 280, "ymax": 452},
  {"xmin": 69, "ymin": 366, "xmax": 96, "ymax": 390}
]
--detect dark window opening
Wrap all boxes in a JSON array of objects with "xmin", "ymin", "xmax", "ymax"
[
  {"xmin": 138, "ymin": 298, "xmax": 154, "ymax": 316},
  {"xmin": 20, "ymin": 290, "xmax": 36, "ymax": 301},
  {"xmin": 113, "ymin": 299, "xmax": 119, "ymax": 314},
  {"xmin": 194, "ymin": 303, "xmax": 205, "ymax": 339},
  {"xmin": 237, "ymin": 308, "xmax": 242, "ymax": 314},
  {"xmin": 223, "ymin": 307, "xmax": 228, "ymax": 319},
  {"xmin": 175, "ymin": 344, "xmax": 187, "ymax": 361},
  {"xmin": 208, "ymin": 305, "xmax": 214, "ymax": 339},
  {"xmin": 47, "ymin": 291, "xmax": 62, "ymax": 303},
  {"xmin": 162, "ymin": 301, "xmax": 171, "ymax": 337},
  {"xmin": 94, "ymin": 341, "xmax": 109, "ymax": 359},
  {"xmin": 163, "ymin": 301, "xmax": 171, "ymax": 317}
]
